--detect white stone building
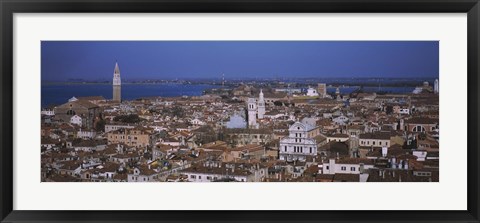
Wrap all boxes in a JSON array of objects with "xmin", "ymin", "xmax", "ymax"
[
  {"xmin": 332, "ymin": 115, "xmax": 349, "ymax": 125},
  {"xmin": 41, "ymin": 109, "xmax": 55, "ymax": 116},
  {"xmin": 306, "ymin": 87, "xmax": 319, "ymax": 97},
  {"xmin": 245, "ymin": 91, "xmax": 267, "ymax": 129},
  {"xmin": 77, "ymin": 129, "xmax": 97, "ymax": 139},
  {"xmin": 257, "ymin": 89, "xmax": 266, "ymax": 119},
  {"xmin": 247, "ymin": 98, "xmax": 258, "ymax": 128},
  {"xmin": 226, "ymin": 113, "xmax": 247, "ymax": 129},
  {"xmin": 317, "ymin": 83, "xmax": 327, "ymax": 98},
  {"xmin": 70, "ymin": 115, "xmax": 82, "ymax": 127},
  {"xmin": 127, "ymin": 166, "xmax": 158, "ymax": 182},
  {"xmin": 279, "ymin": 121, "xmax": 319, "ymax": 161},
  {"xmin": 321, "ymin": 158, "xmax": 375, "ymax": 175},
  {"xmin": 104, "ymin": 124, "xmax": 135, "ymax": 133}
]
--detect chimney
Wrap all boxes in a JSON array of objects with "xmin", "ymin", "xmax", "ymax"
[
  {"xmin": 329, "ymin": 158, "xmax": 335, "ymax": 174},
  {"xmin": 381, "ymin": 147, "xmax": 388, "ymax": 157}
]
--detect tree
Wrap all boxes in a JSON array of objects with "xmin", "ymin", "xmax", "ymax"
[
  {"xmin": 418, "ymin": 132, "xmax": 427, "ymax": 140},
  {"xmin": 171, "ymin": 106, "xmax": 185, "ymax": 118},
  {"xmin": 158, "ymin": 130, "xmax": 168, "ymax": 139},
  {"xmin": 274, "ymin": 101, "xmax": 283, "ymax": 106},
  {"xmin": 95, "ymin": 119, "xmax": 106, "ymax": 132},
  {"xmin": 162, "ymin": 106, "xmax": 185, "ymax": 118},
  {"xmin": 402, "ymin": 138, "xmax": 417, "ymax": 150},
  {"xmin": 385, "ymin": 106, "xmax": 393, "ymax": 115},
  {"xmin": 193, "ymin": 126, "xmax": 217, "ymax": 145},
  {"xmin": 113, "ymin": 114, "xmax": 142, "ymax": 123}
]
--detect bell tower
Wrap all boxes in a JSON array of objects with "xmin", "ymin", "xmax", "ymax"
[
  {"xmin": 247, "ymin": 98, "xmax": 257, "ymax": 128},
  {"xmin": 113, "ymin": 61, "xmax": 121, "ymax": 102},
  {"xmin": 257, "ymin": 89, "xmax": 265, "ymax": 119}
]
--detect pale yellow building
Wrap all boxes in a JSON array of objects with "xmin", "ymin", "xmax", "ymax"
[{"xmin": 107, "ymin": 127, "xmax": 155, "ymax": 148}]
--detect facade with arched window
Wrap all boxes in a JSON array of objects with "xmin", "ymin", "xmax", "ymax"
[
  {"xmin": 55, "ymin": 99, "xmax": 100, "ymax": 129},
  {"xmin": 278, "ymin": 121, "xmax": 322, "ymax": 161},
  {"xmin": 403, "ymin": 118, "xmax": 439, "ymax": 132}
]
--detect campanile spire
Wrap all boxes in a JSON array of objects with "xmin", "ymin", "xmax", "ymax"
[{"xmin": 113, "ymin": 61, "xmax": 121, "ymax": 102}]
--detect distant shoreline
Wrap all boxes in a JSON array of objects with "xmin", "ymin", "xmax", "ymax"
[
  {"xmin": 41, "ymin": 81, "xmax": 424, "ymax": 88},
  {"xmin": 41, "ymin": 82, "xmax": 217, "ymax": 86}
]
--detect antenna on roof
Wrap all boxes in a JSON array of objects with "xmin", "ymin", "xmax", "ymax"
[{"xmin": 222, "ymin": 73, "xmax": 225, "ymax": 89}]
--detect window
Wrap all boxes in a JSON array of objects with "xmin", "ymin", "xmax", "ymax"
[
  {"xmin": 351, "ymin": 167, "xmax": 356, "ymax": 171},
  {"xmin": 310, "ymin": 147, "xmax": 312, "ymax": 153},
  {"xmin": 207, "ymin": 176, "xmax": 211, "ymax": 180},
  {"xmin": 326, "ymin": 166, "xmax": 329, "ymax": 170},
  {"xmin": 341, "ymin": 166, "xmax": 346, "ymax": 171},
  {"xmin": 413, "ymin": 125, "xmax": 426, "ymax": 132},
  {"xmin": 373, "ymin": 141, "xmax": 375, "ymax": 145},
  {"xmin": 199, "ymin": 176, "xmax": 202, "ymax": 179},
  {"xmin": 190, "ymin": 175, "xmax": 196, "ymax": 179}
]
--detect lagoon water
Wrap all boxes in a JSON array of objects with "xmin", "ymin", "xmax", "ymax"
[
  {"xmin": 41, "ymin": 83, "xmax": 415, "ymax": 108},
  {"xmin": 41, "ymin": 83, "xmax": 217, "ymax": 107}
]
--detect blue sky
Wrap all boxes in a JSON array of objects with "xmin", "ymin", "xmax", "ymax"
[{"xmin": 41, "ymin": 41, "xmax": 439, "ymax": 81}]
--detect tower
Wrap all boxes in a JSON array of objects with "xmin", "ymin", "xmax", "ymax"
[
  {"xmin": 287, "ymin": 84, "xmax": 292, "ymax": 104},
  {"xmin": 434, "ymin": 79, "xmax": 439, "ymax": 94},
  {"xmin": 247, "ymin": 98, "xmax": 257, "ymax": 128},
  {"xmin": 317, "ymin": 83, "xmax": 326, "ymax": 98},
  {"xmin": 222, "ymin": 73, "xmax": 225, "ymax": 88},
  {"xmin": 335, "ymin": 87, "xmax": 341, "ymax": 101},
  {"xmin": 257, "ymin": 89, "xmax": 265, "ymax": 119},
  {"xmin": 113, "ymin": 61, "xmax": 121, "ymax": 102}
]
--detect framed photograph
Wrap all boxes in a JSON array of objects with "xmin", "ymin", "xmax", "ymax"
[{"xmin": 1, "ymin": 0, "xmax": 479, "ymax": 222}]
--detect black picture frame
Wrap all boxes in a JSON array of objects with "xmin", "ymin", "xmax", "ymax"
[{"xmin": 1, "ymin": 0, "xmax": 479, "ymax": 222}]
